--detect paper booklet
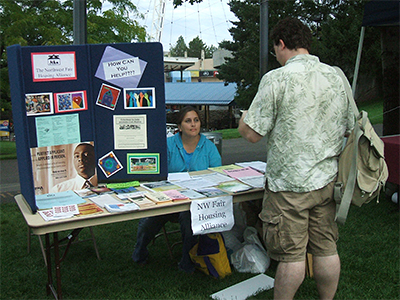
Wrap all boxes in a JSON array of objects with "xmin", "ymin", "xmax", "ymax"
[
  {"xmin": 223, "ymin": 166, "xmax": 263, "ymax": 179},
  {"xmin": 179, "ymin": 189, "xmax": 206, "ymax": 199},
  {"xmin": 140, "ymin": 180, "xmax": 182, "ymax": 192},
  {"xmin": 89, "ymin": 194, "xmax": 123, "ymax": 208},
  {"xmin": 162, "ymin": 189, "xmax": 190, "ymax": 201},
  {"xmin": 238, "ymin": 175, "xmax": 265, "ymax": 189},
  {"xmin": 191, "ymin": 172, "xmax": 233, "ymax": 184},
  {"xmin": 145, "ymin": 191, "xmax": 173, "ymax": 204},
  {"xmin": 235, "ymin": 161, "xmax": 267, "ymax": 174},
  {"xmin": 208, "ymin": 164, "xmax": 243, "ymax": 174},
  {"xmin": 104, "ymin": 203, "xmax": 140, "ymax": 213},
  {"xmin": 196, "ymin": 187, "xmax": 228, "ymax": 198},
  {"xmin": 128, "ymin": 196, "xmax": 156, "ymax": 208},
  {"xmin": 217, "ymin": 181, "xmax": 252, "ymax": 193}
]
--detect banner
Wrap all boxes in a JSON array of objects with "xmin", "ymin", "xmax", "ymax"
[
  {"xmin": 0, "ymin": 120, "xmax": 9, "ymax": 137},
  {"xmin": 190, "ymin": 196, "xmax": 234, "ymax": 235}
]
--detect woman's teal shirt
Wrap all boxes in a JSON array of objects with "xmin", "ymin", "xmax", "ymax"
[{"xmin": 167, "ymin": 133, "xmax": 222, "ymax": 172}]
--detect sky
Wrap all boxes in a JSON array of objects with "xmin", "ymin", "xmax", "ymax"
[{"xmin": 131, "ymin": 0, "xmax": 238, "ymax": 51}]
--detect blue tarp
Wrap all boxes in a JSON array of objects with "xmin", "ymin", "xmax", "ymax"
[{"xmin": 165, "ymin": 82, "xmax": 237, "ymax": 106}]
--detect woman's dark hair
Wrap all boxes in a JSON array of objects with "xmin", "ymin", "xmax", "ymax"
[
  {"xmin": 270, "ymin": 17, "xmax": 312, "ymax": 52},
  {"xmin": 176, "ymin": 106, "xmax": 201, "ymax": 125}
]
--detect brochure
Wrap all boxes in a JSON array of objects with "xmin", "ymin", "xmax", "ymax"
[
  {"xmin": 104, "ymin": 203, "xmax": 140, "ymax": 213},
  {"xmin": 217, "ymin": 181, "xmax": 252, "ymax": 193},
  {"xmin": 90, "ymin": 194, "xmax": 123, "ymax": 208},
  {"xmin": 196, "ymin": 187, "xmax": 228, "ymax": 197},
  {"xmin": 162, "ymin": 189, "xmax": 190, "ymax": 201}
]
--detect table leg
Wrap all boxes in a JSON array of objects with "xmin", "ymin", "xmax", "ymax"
[
  {"xmin": 45, "ymin": 234, "xmax": 54, "ymax": 296},
  {"xmin": 53, "ymin": 232, "xmax": 63, "ymax": 300}
]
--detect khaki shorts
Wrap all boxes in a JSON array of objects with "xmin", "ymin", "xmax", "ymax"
[{"xmin": 259, "ymin": 180, "xmax": 338, "ymax": 262}]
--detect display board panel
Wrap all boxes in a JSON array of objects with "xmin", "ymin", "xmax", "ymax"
[{"xmin": 8, "ymin": 43, "xmax": 167, "ymax": 213}]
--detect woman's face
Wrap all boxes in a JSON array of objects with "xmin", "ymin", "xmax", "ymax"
[{"xmin": 179, "ymin": 110, "xmax": 201, "ymax": 138}]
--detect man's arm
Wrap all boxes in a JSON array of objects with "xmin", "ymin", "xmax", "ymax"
[{"xmin": 238, "ymin": 111, "xmax": 263, "ymax": 143}]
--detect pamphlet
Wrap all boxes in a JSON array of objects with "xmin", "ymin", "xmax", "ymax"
[
  {"xmin": 36, "ymin": 190, "xmax": 86, "ymax": 210},
  {"xmin": 196, "ymin": 187, "xmax": 228, "ymax": 198},
  {"xmin": 145, "ymin": 192, "xmax": 173, "ymax": 204},
  {"xmin": 235, "ymin": 161, "xmax": 267, "ymax": 174},
  {"xmin": 162, "ymin": 189, "xmax": 190, "ymax": 201},
  {"xmin": 179, "ymin": 189, "xmax": 206, "ymax": 199},
  {"xmin": 141, "ymin": 180, "xmax": 182, "ymax": 192},
  {"xmin": 90, "ymin": 194, "xmax": 123, "ymax": 208},
  {"xmin": 104, "ymin": 203, "xmax": 140, "ymax": 213},
  {"xmin": 223, "ymin": 167, "xmax": 263, "ymax": 180},
  {"xmin": 217, "ymin": 181, "xmax": 252, "ymax": 193}
]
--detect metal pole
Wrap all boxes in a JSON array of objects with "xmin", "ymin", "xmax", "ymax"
[
  {"xmin": 73, "ymin": 0, "xmax": 87, "ymax": 45},
  {"xmin": 352, "ymin": 27, "xmax": 365, "ymax": 96},
  {"xmin": 260, "ymin": 0, "xmax": 269, "ymax": 77}
]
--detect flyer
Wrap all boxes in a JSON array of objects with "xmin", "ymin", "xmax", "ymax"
[{"xmin": 113, "ymin": 115, "xmax": 147, "ymax": 149}]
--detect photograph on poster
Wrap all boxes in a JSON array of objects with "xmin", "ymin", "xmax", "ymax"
[
  {"xmin": 54, "ymin": 90, "xmax": 87, "ymax": 113},
  {"xmin": 113, "ymin": 115, "xmax": 147, "ymax": 150},
  {"xmin": 31, "ymin": 51, "xmax": 77, "ymax": 82},
  {"xmin": 94, "ymin": 46, "xmax": 147, "ymax": 88},
  {"xmin": 124, "ymin": 87, "xmax": 155, "ymax": 109},
  {"xmin": 30, "ymin": 141, "xmax": 97, "ymax": 195},
  {"xmin": 127, "ymin": 153, "xmax": 159, "ymax": 174},
  {"xmin": 96, "ymin": 83, "xmax": 121, "ymax": 110},
  {"xmin": 98, "ymin": 151, "xmax": 123, "ymax": 178},
  {"xmin": 25, "ymin": 92, "xmax": 53, "ymax": 116}
]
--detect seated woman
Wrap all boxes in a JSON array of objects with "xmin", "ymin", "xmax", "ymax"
[{"xmin": 132, "ymin": 106, "xmax": 222, "ymax": 273}]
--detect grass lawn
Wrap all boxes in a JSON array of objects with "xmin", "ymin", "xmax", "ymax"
[{"xmin": 0, "ymin": 193, "xmax": 398, "ymax": 299}]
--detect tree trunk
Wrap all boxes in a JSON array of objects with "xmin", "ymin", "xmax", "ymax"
[{"xmin": 380, "ymin": 26, "xmax": 400, "ymax": 136}]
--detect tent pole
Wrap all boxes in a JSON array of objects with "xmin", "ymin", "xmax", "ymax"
[{"xmin": 352, "ymin": 26, "xmax": 365, "ymax": 96}]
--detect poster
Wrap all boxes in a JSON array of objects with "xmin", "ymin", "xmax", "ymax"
[
  {"xmin": 113, "ymin": 115, "xmax": 147, "ymax": 149},
  {"xmin": 30, "ymin": 142, "xmax": 97, "ymax": 195}
]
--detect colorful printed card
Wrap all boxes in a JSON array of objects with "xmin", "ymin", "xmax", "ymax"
[{"xmin": 98, "ymin": 151, "xmax": 123, "ymax": 178}]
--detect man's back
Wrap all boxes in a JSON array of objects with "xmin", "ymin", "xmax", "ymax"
[{"xmin": 245, "ymin": 54, "xmax": 353, "ymax": 192}]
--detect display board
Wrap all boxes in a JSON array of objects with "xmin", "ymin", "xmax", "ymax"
[{"xmin": 8, "ymin": 43, "xmax": 167, "ymax": 213}]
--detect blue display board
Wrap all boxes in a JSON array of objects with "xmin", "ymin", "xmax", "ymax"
[{"xmin": 8, "ymin": 43, "xmax": 167, "ymax": 213}]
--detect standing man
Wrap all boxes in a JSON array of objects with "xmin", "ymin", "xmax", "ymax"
[
  {"xmin": 51, "ymin": 142, "xmax": 97, "ymax": 192},
  {"xmin": 238, "ymin": 18, "xmax": 354, "ymax": 299}
]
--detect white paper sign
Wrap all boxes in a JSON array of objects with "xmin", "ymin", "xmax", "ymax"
[
  {"xmin": 103, "ymin": 57, "xmax": 141, "ymax": 81},
  {"xmin": 31, "ymin": 52, "xmax": 77, "ymax": 82},
  {"xmin": 190, "ymin": 196, "xmax": 234, "ymax": 235}
]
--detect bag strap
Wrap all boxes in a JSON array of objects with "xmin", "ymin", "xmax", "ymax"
[
  {"xmin": 335, "ymin": 121, "xmax": 363, "ymax": 225},
  {"xmin": 333, "ymin": 66, "xmax": 362, "ymax": 225},
  {"xmin": 333, "ymin": 66, "xmax": 359, "ymax": 117}
]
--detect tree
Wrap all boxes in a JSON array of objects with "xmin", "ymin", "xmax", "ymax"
[
  {"xmin": 217, "ymin": 0, "xmax": 381, "ymax": 109},
  {"xmin": 169, "ymin": 36, "xmax": 215, "ymax": 58},
  {"xmin": 0, "ymin": 0, "xmax": 146, "ymax": 119},
  {"xmin": 169, "ymin": 35, "xmax": 189, "ymax": 57}
]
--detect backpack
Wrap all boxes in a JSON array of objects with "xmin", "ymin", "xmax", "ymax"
[
  {"xmin": 333, "ymin": 67, "xmax": 389, "ymax": 225},
  {"xmin": 189, "ymin": 233, "xmax": 231, "ymax": 278}
]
